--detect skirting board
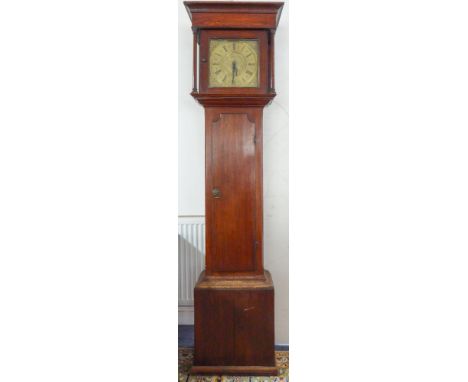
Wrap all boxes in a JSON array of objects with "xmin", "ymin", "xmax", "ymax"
[{"xmin": 178, "ymin": 306, "xmax": 194, "ymax": 325}]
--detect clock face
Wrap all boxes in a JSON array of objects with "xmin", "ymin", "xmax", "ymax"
[{"xmin": 209, "ymin": 39, "xmax": 259, "ymax": 88}]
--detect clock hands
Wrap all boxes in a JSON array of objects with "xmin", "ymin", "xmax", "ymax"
[{"xmin": 232, "ymin": 61, "xmax": 238, "ymax": 85}]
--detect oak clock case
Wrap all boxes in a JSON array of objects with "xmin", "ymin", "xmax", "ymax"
[{"xmin": 184, "ymin": 1, "xmax": 284, "ymax": 376}]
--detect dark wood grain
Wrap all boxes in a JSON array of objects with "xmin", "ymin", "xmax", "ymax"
[
  {"xmin": 233, "ymin": 290, "xmax": 275, "ymax": 366},
  {"xmin": 194, "ymin": 289, "xmax": 235, "ymax": 366}
]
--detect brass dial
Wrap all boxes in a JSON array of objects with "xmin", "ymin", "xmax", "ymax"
[{"xmin": 209, "ymin": 39, "xmax": 259, "ymax": 88}]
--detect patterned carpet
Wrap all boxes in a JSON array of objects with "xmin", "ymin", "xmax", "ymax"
[{"xmin": 178, "ymin": 348, "xmax": 289, "ymax": 382}]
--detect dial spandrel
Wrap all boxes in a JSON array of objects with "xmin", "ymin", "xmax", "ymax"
[{"xmin": 209, "ymin": 39, "xmax": 259, "ymax": 88}]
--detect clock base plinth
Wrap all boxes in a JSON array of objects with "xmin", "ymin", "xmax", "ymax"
[
  {"xmin": 191, "ymin": 270, "xmax": 277, "ymax": 376},
  {"xmin": 190, "ymin": 365, "xmax": 278, "ymax": 376}
]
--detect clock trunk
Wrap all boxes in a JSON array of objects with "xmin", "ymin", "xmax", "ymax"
[{"xmin": 205, "ymin": 107, "xmax": 264, "ymax": 276}]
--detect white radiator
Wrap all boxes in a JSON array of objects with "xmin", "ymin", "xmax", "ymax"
[{"xmin": 178, "ymin": 216, "xmax": 205, "ymax": 307}]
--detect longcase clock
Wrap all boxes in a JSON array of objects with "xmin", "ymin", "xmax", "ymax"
[{"xmin": 184, "ymin": 1, "xmax": 284, "ymax": 376}]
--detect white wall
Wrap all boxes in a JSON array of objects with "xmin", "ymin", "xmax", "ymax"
[
  {"xmin": 178, "ymin": 4, "xmax": 205, "ymax": 216},
  {"xmin": 178, "ymin": 1, "xmax": 289, "ymax": 344}
]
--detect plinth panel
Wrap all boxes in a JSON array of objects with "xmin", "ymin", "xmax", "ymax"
[{"xmin": 192, "ymin": 271, "xmax": 277, "ymax": 375}]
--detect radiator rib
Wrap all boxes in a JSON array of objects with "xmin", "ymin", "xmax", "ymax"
[{"xmin": 178, "ymin": 216, "xmax": 205, "ymax": 306}]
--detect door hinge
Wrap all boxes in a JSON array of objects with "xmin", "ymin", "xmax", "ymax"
[{"xmin": 253, "ymin": 134, "xmax": 257, "ymax": 144}]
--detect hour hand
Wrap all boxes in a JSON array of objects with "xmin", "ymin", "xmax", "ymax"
[
  {"xmin": 232, "ymin": 61, "xmax": 235, "ymax": 84},
  {"xmin": 232, "ymin": 61, "xmax": 237, "ymax": 84}
]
